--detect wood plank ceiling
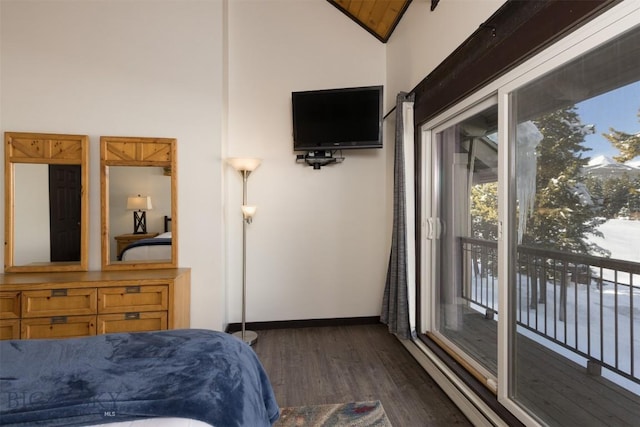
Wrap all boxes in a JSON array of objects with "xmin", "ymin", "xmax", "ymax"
[{"xmin": 327, "ymin": 0, "xmax": 414, "ymax": 43}]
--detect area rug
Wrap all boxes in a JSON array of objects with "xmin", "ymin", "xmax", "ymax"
[{"xmin": 274, "ymin": 400, "xmax": 392, "ymax": 427}]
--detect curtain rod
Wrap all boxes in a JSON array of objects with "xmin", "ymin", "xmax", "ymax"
[
  {"xmin": 383, "ymin": 106, "xmax": 396, "ymax": 120},
  {"xmin": 383, "ymin": 89, "xmax": 416, "ymax": 120}
]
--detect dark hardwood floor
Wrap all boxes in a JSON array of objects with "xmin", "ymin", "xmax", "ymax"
[{"xmin": 252, "ymin": 323, "xmax": 472, "ymax": 426}]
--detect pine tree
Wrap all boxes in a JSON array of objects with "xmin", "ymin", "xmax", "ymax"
[
  {"xmin": 601, "ymin": 175, "xmax": 636, "ymax": 218},
  {"xmin": 470, "ymin": 182, "xmax": 498, "ymax": 241},
  {"xmin": 469, "ymin": 106, "xmax": 609, "ymax": 254},
  {"xmin": 470, "ymin": 182, "xmax": 499, "ymax": 279},
  {"xmin": 603, "ymin": 109, "xmax": 640, "ymax": 162},
  {"xmin": 522, "ymin": 106, "xmax": 607, "ymax": 256}
]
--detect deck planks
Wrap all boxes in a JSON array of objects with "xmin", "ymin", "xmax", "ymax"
[{"xmin": 446, "ymin": 310, "xmax": 640, "ymax": 426}]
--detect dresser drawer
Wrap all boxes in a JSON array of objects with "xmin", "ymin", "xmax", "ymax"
[
  {"xmin": 97, "ymin": 311, "xmax": 167, "ymax": 334},
  {"xmin": 22, "ymin": 289, "xmax": 97, "ymax": 318},
  {"xmin": 0, "ymin": 291, "xmax": 21, "ymax": 319},
  {"xmin": 21, "ymin": 315, "xmax": 96, "ymax": 339},
  {"xmin": 98, "ymin": 285, "xmax": 168, "ymax": 314},
  {"xmin": 0, "ymin": 319, "xmax": 20, "ymax": 340}
]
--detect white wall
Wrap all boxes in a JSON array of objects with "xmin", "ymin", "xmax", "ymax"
[
  {"xmin": 0, "ymin": 0, "xmax": 226, "ymax": 329},
  {"xmin": 1, "ymin": 0, "xmax": 506, "ymax": 330},
  {"xmin": 386, "ymin": 0, "xmax": 506, "ymax": 113},
  {"xmin": 226, "ymin": 1, "xmax": 388, "ymax": 322}
]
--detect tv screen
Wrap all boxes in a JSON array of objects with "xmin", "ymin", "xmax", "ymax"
[{"xmin": 292, "ymin": 85, "xmax": 383, "ymax": 151}]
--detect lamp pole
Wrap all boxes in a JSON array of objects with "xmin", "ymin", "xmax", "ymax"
[
  {"xmin": 227, "ymin": 158, "xmax": 260, "ymax": 346},
  {"xmin": 230, "ymin": 164, "xmax": 258, "ymax": 346},
  {"xmin": 239, "ymin": 169, "xmax": 258, "ymax": 345}
]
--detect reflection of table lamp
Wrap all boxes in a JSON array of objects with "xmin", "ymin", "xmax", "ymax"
[
  {"xmin": 227, "ymin": 157, "xmax": 261, "ymax": 345},
  {"xmin": 127, "ymin": 195, "xmax": 152, "ymax": 234}
]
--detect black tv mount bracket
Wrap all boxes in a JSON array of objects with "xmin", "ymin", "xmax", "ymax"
[{"xmin": 296, "ymin": 150, "xmax": 344, "ymax": 170}]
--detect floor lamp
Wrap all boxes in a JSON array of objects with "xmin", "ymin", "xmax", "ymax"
[{"xmin": 227, "ymin": 157, "xmax": 261, "ymax": 346}]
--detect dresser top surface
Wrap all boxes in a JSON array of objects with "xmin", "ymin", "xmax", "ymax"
[{"xmin": 0, "ymin": 268, "xmax": 190, "ymax": 286}]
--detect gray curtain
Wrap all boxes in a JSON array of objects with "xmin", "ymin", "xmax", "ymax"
[{"xmin": 381, "ymin": 91, "xmax": 415, "ymax": 339}]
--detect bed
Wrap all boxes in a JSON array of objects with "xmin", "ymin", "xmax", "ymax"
[
  {"xmin": 120, "ymin": 232, "xmax": 172, "ymax": 261},
  {"xmin": 0, "ymin": 329, "xmax": 280, "ymax": 427},
  {"xmin": 119, "ymin": 216, "xmax": 172, "ymax": 261}
]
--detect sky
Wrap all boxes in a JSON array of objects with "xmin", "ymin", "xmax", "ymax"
[{"xmin": 576, "ymin": 81, "xmax": 640, "ymax": 161}]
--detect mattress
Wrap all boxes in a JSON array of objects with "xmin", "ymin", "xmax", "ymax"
[
  {"xmin": 121, "ymin": 232, "xmax": 172, "ymax": 261},
  {"xmin": 89, "ymin": 417, "xmax": 212, "ymax": 427}
]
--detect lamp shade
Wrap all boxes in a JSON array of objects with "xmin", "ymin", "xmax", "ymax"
[
  {"xmin": 127, "ymin": 195, "xmax": 152, "ymax": 211},
  {"xmin": 241, "ymin": 205, "xmax": 257, "ymax": 219},
  {"xmin": 227, "ymin": 157, "xmax": 262, "ymax": 172}
]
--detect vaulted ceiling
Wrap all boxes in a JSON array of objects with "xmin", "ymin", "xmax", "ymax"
[{"xmin": 328, "ymin": 0, "xmax": 439, "ymax": 43}]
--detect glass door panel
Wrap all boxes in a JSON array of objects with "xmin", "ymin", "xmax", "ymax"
[
  {"xmin": 433, "ymin": 104, "xmax": 499, "ymax": 379},
  {"xmin": 510, "ymin": 23, "xmax": 640, "ymax": 426}
]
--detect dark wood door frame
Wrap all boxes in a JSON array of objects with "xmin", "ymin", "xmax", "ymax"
[{"xmin": 412, "ymin": 0, "xmax": 619, "ymax": 127}]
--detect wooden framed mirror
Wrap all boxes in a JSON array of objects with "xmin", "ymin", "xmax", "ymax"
[
  {"xmin": 101, "ymin": 136, "xmax": 177, "ymax": 270},
  {"xmin": 4, "ymin": 132, "xmax": 89, "ymax": 272}
]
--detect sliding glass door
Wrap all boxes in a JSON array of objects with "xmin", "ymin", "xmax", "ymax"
[{"xmin": 420, "ymin": 3, "xmax": 640, "ymax": 425}]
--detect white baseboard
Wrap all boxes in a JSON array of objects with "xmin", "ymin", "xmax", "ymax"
[{"xmin": 398, "ymin": 338, "xmax": 509, "ymax": 427}]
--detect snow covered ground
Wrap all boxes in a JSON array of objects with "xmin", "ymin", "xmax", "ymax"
[{"xmin": 588, "ymin": 218, "xmax": 640, "ymax": 265}]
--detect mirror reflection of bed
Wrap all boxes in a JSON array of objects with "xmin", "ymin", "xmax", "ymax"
[
  {"xmin": 107, "ymin": 165, "xmax": 172, "ymax": 263},
  {"xmin": 118, "ymin": 216, "xmax": 172, "ymax": 261}
]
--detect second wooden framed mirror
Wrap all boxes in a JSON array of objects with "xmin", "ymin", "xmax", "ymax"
[
  {"xmin": 101, "ymin": 136, "xmax": 177, "ymax": 270},
  {"xmin": 4, "ymin": 132, "xmax": 89, "ymax": 273}
]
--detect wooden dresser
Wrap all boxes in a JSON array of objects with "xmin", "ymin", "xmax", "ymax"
[{"xmin": 0, "ymin": 269, "xmax": 190, "ymax": 340}]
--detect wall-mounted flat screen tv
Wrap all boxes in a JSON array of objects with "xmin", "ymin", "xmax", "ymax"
[{"xmin": 292, "ymin": 85, "xmax": 383, "ymax": 151}]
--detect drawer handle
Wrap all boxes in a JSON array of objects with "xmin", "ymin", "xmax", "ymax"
[
  {"xmin": 51, "ymin": 316, "xmax": 67, "ymax": 324},
  {"xmin": 124, "ymin": 312, "xmax": 140, "ymax": 320},
  {"xmin": 125, "ymin": 286, "xmax": 141, "ymax": 294},
  {"xmin": 51, "ymin": 289, "xmax": 68, "ymax": 297}
]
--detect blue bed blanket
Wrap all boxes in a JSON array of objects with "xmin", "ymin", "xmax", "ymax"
[{"xmin": 0, "ymin": 329, "xmax": 280, "ymax": 426}]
